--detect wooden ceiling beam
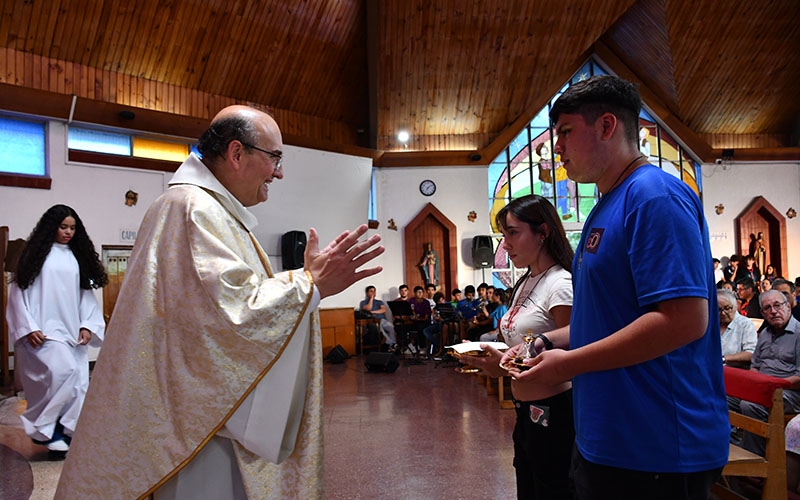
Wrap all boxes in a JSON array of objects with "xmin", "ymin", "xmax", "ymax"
[
  {"xmin": 374, "ymin": 150, "xmax": 484, "ymax": 168},
  {"xmin": 0, "ymin": 82, "xmax": 379, "ymax": 160},
  {"xmin": 711, "ymin": 148, "xmax": 800, "ymax": 163},
  {"xmin": 365, "ymin": 0, "xmax": 379, "ymax": 150},
  {"xmin": 0, "ymin": 82, "xmax": 72, "ymax": 120}
]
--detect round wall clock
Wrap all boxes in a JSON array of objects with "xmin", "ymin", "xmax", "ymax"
[{"xmin": 419, "ymin": 179, "xmax": 436, "ymax": 196}]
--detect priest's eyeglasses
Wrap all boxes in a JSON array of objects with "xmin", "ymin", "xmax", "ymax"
[{"xmin": 242, "ymin": 142, "xmax": 283, "ymax": 170}]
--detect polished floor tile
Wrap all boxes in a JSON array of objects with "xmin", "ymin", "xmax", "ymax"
[
  {"xmin": 323, "ymin": 357, "xmax": 517, "ymax": 499},
  {"xmin": 1, "ymin": 355, "xmax": 518, "ymax": 499}
]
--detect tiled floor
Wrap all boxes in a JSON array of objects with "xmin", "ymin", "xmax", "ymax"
[
  {"xmin": 323, "ymin": 356, "xmax": 517, "ymax": 499},
  {"xmin": 0, "ymin": 354, "xmax": 518, "ymax": 499}
]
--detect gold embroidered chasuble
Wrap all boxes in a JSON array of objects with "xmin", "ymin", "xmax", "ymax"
[{"xmin": 55, "ymin": 155, "xmax": 324, "ymax": 500}]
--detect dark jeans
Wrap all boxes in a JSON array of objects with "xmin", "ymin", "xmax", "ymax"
[
  {"xmin": 570, "ymin": 447, "xmax": 722, "ymax": 500},
  {"xmin": 513, "ymin": 390, "xmax": 574, "ymax": 500}
]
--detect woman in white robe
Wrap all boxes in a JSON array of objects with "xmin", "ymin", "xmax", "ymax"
[{"xmin": 5, "ymin": 204, "xmax": 107, "ymax": 457}]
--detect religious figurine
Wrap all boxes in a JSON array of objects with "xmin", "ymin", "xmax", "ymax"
[
  {"xmin": 754, "ymin": 232, "xmax": 767, "ymax": 275},
  {"xmin": 124, "ymin": 189, "xmax": 138, "ymax": 207},
  {"xmin": 512, "ymin": 330, "xmax": 536, "ymax": 371},
  {"xmin": 418, "ymin": 243, "xmax": 439, "ymax": 286}
]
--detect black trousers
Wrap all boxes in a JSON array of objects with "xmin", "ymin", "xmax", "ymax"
[
  {"xmin": 513, "ymin": 390, "xmax": 575, "ymax": 500},
  {"xmin": 570, "ymin": 446, "xmax": 722, "ymax": 500}
]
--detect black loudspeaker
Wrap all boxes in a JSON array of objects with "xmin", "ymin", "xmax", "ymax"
[
  {"xmin": 281, "ymin": 230, "xmax": 306, "ymax": 270},
  {"xmin": 327, "ymin": 345, "xmax": 349, "ymax": 364},
  {"xmin": 364, "ymin": 352, "xmax": 399, "ymax": 373},
  {"xmin": 472, "ymin": 235, "xmax": 494, "ymax": 268}
]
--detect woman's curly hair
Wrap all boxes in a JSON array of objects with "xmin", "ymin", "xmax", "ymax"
[{"xmin": 13, "ymin": 204, "xmax": 108, "ymax": 290}]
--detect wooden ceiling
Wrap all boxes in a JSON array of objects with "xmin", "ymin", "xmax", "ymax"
[{"xmin": 0, "ymin": 0, "xmax": 797, "ymax": 166}]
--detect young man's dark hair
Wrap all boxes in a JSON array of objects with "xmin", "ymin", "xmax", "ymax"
[
  {"xmin": 464, "ymin": 285, "xmax": 476, "ymax": 295},
  {"xmin": 413, "ymin": 285, "xmax": 424, "ymax": 293},
  {"xmin": 399, "ymin": 284, "xmax": 408, "ymax": 290},
  {"xmin": 737, "ymin": 276, "xmax": 756, "ymax": 291},
  {"xmin": 772, "ymin": 278, "xmax": 796, "ymax": 294},
  {"xmin": 549, "ymin": 74, "xmax": 642, "ymax": 146},
  {"xmin": 364, "ymin": 285, "xmax": 376, "ymax": 294}
]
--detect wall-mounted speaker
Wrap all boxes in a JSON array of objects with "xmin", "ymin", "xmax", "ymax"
[
  {"xmin": 472, "ymin": 235, "xmax": 494, "ymax": 269},
  {"xmin": 281, "ymin": 230, "xmax": 307, "ymax": 270}
]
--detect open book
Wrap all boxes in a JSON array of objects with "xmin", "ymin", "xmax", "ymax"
[{"xmin": 446, "ymin": 341, "xmax": 509, "ymax": 356}]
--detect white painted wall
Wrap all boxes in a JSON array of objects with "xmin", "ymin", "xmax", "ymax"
[
  {"xmin": 370, "ymin": 166, "xmax": 491, "ymax": 303},
  {"xmin": 0, "ymin": 121, "xmax": 373, "ymax": 309},
  {"xmin": 3, "ymin": 118, "xmax": 799, "ymax": 315},
  {"xmin": 700, "ymin": 161, "xmax": 800, "ymax": 281}
]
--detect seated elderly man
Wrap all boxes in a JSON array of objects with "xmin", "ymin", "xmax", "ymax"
[
  {"xmin": 740, "ymin": 289, "xmax": 800, "ymax": 455},
  {"xmin": 773, "ymin": 278, "xmax": 800, "ymax": 322},
  {"xmin": 718, "ymin": 288, "xmax": 757, "ymax": 368}
]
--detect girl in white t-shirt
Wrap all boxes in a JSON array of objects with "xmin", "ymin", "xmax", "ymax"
[{"xmin": 459, "ymin": 194, "xmax": 574, "ymax": 500}]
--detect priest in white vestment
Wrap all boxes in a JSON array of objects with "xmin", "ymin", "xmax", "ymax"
[{"xmin": 54, "ymin": 106, "xmax": 383, "ymax": 500}]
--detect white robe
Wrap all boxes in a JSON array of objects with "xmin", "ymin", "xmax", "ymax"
[
  {"xmin": 5, "ymin": 243, "xmax": 105, "ymax": 440},
  {"xmin": 55, "ymin": 154, "xmax": 324, "ymax": 500}
]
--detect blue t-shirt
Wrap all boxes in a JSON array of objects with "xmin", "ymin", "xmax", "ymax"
[
  {"xmin": 490, "ymin": 304, "xmax": 508, "ymax": 329},
  {"xmin": 571, "ymin": 165, "xmax": 728, "ymax": 473},
  {"xmin": 359, "ymin": 299, "xmax": 386, "ymax": 320},
  {"xmin": 457, "ymin": 298, "xmax": 481, "ymax": 319}
]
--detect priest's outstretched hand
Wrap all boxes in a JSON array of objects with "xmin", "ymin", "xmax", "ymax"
[{"xmin": 304, "ymin": 224, "xmax": 384, "ymax": 298}]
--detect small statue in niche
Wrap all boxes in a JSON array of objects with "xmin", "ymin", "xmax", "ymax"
[
  {"xmin": 124, "ymin": 190, "xmax": 138, "ymax": 207},
  {"xmin": 419, "ymin": 243, "xmax": 439, "ymax": 286},
  {"xmin": 754, "ymin": 232, "xmax": 767, "ymax": 275}
]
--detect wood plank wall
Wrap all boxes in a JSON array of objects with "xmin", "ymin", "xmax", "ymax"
[
  {"xmin": 377, "ymin": 132, "xmax": 495, "ymax": 152},
  {"xmin": 0, "ymin": 47, "xmax": 360, "ymax": 146}
]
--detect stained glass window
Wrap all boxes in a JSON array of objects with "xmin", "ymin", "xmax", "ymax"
[{"xmin": 487, "ymin": 58, "xmax": 702, "ymax": 288}]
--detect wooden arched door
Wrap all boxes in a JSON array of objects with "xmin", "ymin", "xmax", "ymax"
[
  {"xmin": 403, "ymin": 203, "xmax": 457, "ymax": 295},
  {"xmin": 735, "ymin": 196, "xmax": 787, "ymax": 278}
]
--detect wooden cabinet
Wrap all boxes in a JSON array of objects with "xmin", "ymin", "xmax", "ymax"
[{"xmin": 319, "ymin": 307, "xmax": 356, "ymax": 357}]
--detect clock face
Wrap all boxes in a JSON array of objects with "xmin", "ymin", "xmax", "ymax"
[{"xmin": 420, "ymin": 179, "xmax": 436, "ymax": 196}]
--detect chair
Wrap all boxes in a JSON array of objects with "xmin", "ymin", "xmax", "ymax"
[
  {"xmin": 712, "ymin": 366, "xmax": 792, "ymax": 500},
  {"xmin": 355, "ymin": 316, "xmax": 383, "ymax": 354},
  {"xmin": 2, "ymin": 231, "xmax": 26, "ymax": 390}
]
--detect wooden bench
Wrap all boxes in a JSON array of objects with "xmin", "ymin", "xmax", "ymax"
[{"xmin": 712, "ymin": 366, "xmax": 792, "ymax": 500}]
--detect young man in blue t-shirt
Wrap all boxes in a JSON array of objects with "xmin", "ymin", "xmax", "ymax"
[{"xmin": 502, "ymin": 75, "xmax": 729, "ymax": 500}]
